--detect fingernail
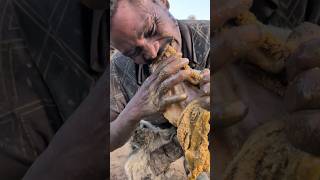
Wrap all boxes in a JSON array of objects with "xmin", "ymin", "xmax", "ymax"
[
  {"xmin": 181, "ymin": 94, "xmax": 187, "ymax": 99},
  {"xmin": 182, "ymin": 58, "xmax": 189, "ymax": 63},
  {"xmin": 203, "ymin": 69, "xmax": 210, "ymax": 74}
]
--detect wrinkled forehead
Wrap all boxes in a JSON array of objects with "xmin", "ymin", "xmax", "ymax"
[
  {"xmin": 112, "ymin": 4, "xmax": 140, "ymax": 35},
  {"xmin": 110, "ymin": 1, "xmax": 150, "ymax": 47}
]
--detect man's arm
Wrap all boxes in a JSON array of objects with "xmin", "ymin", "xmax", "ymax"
[
  {"xmin": 110, "ymin": 99, "xmax": 142, "ymax": 151},
  {"xmin": 22, "ymin": 70, "xmax": 108, "ymax": 180}
]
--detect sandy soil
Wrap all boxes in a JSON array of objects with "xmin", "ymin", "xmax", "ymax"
[{"xmin": 110, "ymin": 142, "xmax": 131, "ymax": 180}]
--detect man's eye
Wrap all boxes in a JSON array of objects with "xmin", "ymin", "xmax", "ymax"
[{"xmin": 145, "ymin": 24, "xmax": 157, "ymax": 38}]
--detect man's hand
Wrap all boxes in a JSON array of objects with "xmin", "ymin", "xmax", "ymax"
[
  {"xmin": 213, "ymin": 0, "xmax": 252, "ymax": 28},
  {"xmin": 195, "ymin": 69, "xmax": 210, "ymax": 111},
  {"xmin": 213, "ymin": 25, "xmax": 263, "ymax": 72},
  {"xmin": 127, "ymin": 57, "xmax": 192, "ymax": 119},
  {"xmin": 211, "ymin": 0, "xmax": 263, "ymax": 130},
  {"xmin": 200, "ymin": 69, "xmax": 210, "ymax": 96},
  {"xmin": 212, "ymin": 0, "xmax": 292, "ymax": 74},
  {"xmin": 111, "ymin": 57, "xmax": 195, "ymax": 151},
  {"xmin": 284, "ymin": 38, "xmax": 320, "ymax": 156},
  {"xmin": 212, "ymin": 0, "xmax": 265, "ymax": 72}
]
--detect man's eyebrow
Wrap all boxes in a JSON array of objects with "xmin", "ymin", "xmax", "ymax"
[{"xmin": 136, "ymin": 16, "xmax": 152, "ymax": 38}]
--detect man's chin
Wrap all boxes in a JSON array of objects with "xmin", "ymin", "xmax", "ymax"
[{"xmin": 133, "ymin": 60, "xmax": 147, "ymax": 64}]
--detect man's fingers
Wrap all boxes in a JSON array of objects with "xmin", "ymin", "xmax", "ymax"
[
  {"xmin": 160, "ymin": 94, "xmax": 188, "ymax": 109},
  {"xmin": 199, "ymin": 69, "xmax": 210, "ymax": 84},
  {"xmin": 158, "ymin": 69, "xmax": 192, "ymax": 95},
  {"xmin": 213, "ymin": 100, "xmax": 248, "ymax": 128},
  {"xmin": 213, "ymin": 0, "xmax": 253, "ymax": 28},
  {"xmin": 201, "ymin": 83, "xmax": 210, "ymax": 95},
  {"xmin": 196, "ymin": 96, "xmax": 210, "ymax": 111},
  {"xmin": 246, "ymin": 48, "xmax": 285, "ymax": 73},
  {"xmin": 286, "ymin": 38, "xmax": 320, "ymax": 81},
  {"xmin": 196, "ymin": 69, "xmax": 210, "ymax": 95},
  {"xmin": 164, "ymin": 58, "xmax": 189, "ymax": 75},
  {"xmin": 285, "ymin": 67, "xmax": 320, "ymax": 112},
  {"xmin": 285, "ymin": 110, "xmax": 320, "ymax": 156},
  {"xmin": 153, "ymin": 57, "xmax": 176, "ymax": 75},
  {"xmin": 155, "ymin": 58, "xmax": 190, "ymax": 84},
  {"xmin": 213, "ymin": 25, "xmax": 262, "ymax": 72}
]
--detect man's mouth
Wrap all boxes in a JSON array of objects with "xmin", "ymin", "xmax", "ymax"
[
  {"xmin": 157, "ymin": 37, "xmax": 174, "ymax": 58},
  {"xmin": 146, "ymin": 36, "xmax": 177, "ymax": 65}
]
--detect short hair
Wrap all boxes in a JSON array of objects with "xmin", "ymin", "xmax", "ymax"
[{"xmin": 111, "ymin": 0, "xmax": 170, "ymax": 18}]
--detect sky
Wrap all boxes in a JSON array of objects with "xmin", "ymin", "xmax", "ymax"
[{"xmin": 169, "ymin": 0, "xmax": 210, "ymax": 20}]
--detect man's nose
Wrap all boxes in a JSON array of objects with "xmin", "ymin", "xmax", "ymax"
[{"xmin": 143, "ymin": 41, "xmax": 160, "ymax": 59}]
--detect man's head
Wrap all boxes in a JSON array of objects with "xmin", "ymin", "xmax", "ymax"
[{"xmin": 111, "ymin": 0, "xmax": 181, "ymax": 64}]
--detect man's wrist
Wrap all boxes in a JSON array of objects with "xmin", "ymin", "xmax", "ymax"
[{"xmin": 121, "ymin": 102, "xmax": 143, "ymax": 122}]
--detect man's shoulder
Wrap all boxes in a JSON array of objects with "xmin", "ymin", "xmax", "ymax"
[
  {"xmin": 110, "ymin": 51, "xmax": 132, "ymax": 73},
  {"xmin": 178, "ymin": 20, "xmax": 210, "ymax": 35},
  {"xmin": 252, "ymin": 0, "xmax": 320, "ymax": 28},
  {"xmin": 110, "ymin": 50, "xmax": 136, "ymax": 80},
  {"xmin": 178, "ymin": 20, "xmax": 210, "ymax": 26},
  {"xmin": 178, "ymin": 19, "xmax": 210, "ymax": 41},
  {"xmin": 178, "ymin": 20, "xmax": 210, "ymax": 69},
  {"xmin": 111, "ymin": 50, "xmax": 132, "ymax": 68}
]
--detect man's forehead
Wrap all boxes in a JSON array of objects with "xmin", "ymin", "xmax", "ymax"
[
  {"xmin": 112, "ymin": 1, "xmax": 152, "ymax": 37},
  {"xmin": 111, "ymin": 1, "xmax": 153, "ymax": 51}
]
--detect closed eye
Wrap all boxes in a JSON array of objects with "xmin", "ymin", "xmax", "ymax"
[
  {"xmin": 144, "ymin": 23, "xmax": 157, "ymax": 38},
  {"xmin": 144, "ymin": 16, "xmax": 160, "ymax": 38}
]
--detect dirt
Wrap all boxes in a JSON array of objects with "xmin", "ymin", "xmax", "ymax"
[
  {"xmin": 110, "ymin": 141, "xmax": 187, "ymax": 180},
  {"xmin": 110, "ymin": 142, "xmax": 131, "ymax": 180}
]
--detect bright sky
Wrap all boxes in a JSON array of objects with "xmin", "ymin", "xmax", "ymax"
[{"xmin": 169, "ymin": 0, "xmax": 210, "ymax": 20}]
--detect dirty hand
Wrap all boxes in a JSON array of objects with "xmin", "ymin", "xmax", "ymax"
[
  {"xmin": 194, "ymin": 69, "xmax": 210, "ymax": 111},
  {"xmin": 212, "ymin": 0, "xmax": 265, "ymax": 72},
  {"xmin": 212, "ymin": 0, "xmax": 252, "ymax": 28},
  {"xmin": 213, "ymin": 25, "xmax": 263, "ymax": 72},
  {"xmin": 127, "ymin": 57, "xmax": 191, "ymax": 119},
  {"xmin": 284, "ymin": 38, "xmax": 320, "ymax": 155}
]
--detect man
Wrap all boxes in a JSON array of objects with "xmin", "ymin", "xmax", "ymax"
[
  {"xmin": 107, "ymin": 0, "xmax": 210, "ymax": 178},
  {"xmin": 0, "ymin": 0, "xmax": 209, "ymax": 179},
  {"xmin": 108, "ymin": 0, "xmax": 210, "ymax": 152}
]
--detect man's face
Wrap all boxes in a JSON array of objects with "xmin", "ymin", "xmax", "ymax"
[{"xmin": 111, "ymin": 0, "xmax": 181, "ymax": 64}]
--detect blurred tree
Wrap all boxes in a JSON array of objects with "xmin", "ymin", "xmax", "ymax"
[{"xmin": 187, "ymin": 15, "xmax": 196, "ymax": 20}]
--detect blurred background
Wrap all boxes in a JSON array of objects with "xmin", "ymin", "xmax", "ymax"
[{"xmin": 169, "ymin": 0, "xmax": 210, "ymax": 20}]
